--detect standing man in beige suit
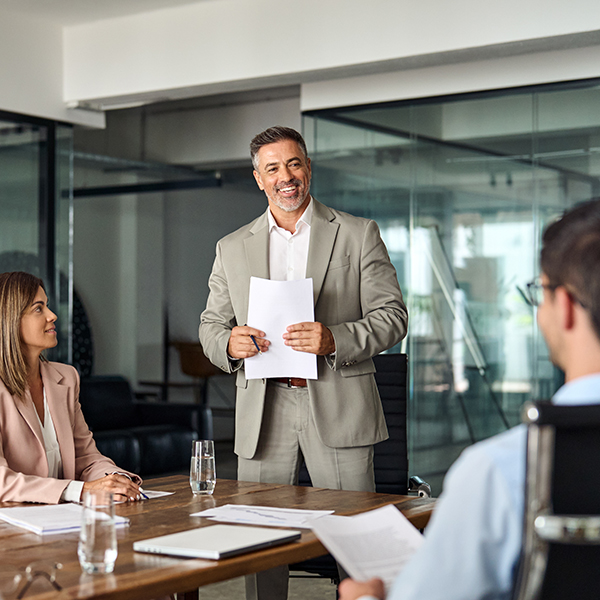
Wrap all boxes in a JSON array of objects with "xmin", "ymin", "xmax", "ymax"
[{"xmin": 199, "ymin": 126, "xmax": 407, "ymax": 599}]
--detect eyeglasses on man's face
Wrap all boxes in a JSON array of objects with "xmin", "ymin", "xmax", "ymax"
[
  {"xmin": 525, "ymin": 277, "xmax": 558, "ymax": 307},
  {"xmin": 525, "ymin": 277, "xmax": 587, "ymax": 309}
]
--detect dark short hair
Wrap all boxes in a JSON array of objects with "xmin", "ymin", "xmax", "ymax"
[
  {"xmin": 250, "ymin": 126, "xmax": 308, "ymax": 170},
  {"xmin": 541, "ymin": 199, "xmax": 600, "ymax": 340}
]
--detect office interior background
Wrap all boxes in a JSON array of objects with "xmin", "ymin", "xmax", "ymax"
[{"xmin": 2, "ymin": 0, "xmax": 600, "ymax": 493}]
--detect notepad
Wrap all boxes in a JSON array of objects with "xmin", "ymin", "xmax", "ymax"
[
  {"xmin": 0, "ymin": 504, "xmax": 129, "ymax": 535},
  {"xmin": 133, "ymin": 524, "xmax": 301, "ymax": 560}
]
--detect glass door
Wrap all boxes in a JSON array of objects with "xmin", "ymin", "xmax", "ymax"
[{"xmin": 0, "ymin": 114, "xmax": 73, "ymax": 364}]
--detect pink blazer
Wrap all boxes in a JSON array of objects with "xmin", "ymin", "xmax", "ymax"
[{"xmin": 0, "ymin": 361, "xmax": 136, "ymax": 504}]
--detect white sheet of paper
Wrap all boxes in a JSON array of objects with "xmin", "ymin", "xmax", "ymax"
[
  {"xmin": 142, "ymin": 490, "xmax": 175, "ymax": 499},
  {"xmin": 308, "ymin": 504, "xmax": 424, "ymax": 592},
  {"xmin": 245, "ymin": 277, "xmax": 317, "ymax": 380},
  {"xmin": 190, "ymin": 504, "xmax": 333, "ymax": 529}
]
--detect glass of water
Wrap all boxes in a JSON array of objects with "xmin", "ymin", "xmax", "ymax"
[
  {"xmin": 190, "ymin": 440, "xmax": 216, "ymax": 495},
  {"xmin": 78, "ymin": 491, "xmax": 118, "ymax": 574}
]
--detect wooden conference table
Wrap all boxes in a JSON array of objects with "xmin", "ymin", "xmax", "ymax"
[{"xmin": 0, "ymin": 476, "xmax": 435, "ymax": 600}]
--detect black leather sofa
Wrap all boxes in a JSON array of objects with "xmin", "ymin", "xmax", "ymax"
[{"xmin": 79, "ymin": 376, "xmax": 202, "ymax": 477}]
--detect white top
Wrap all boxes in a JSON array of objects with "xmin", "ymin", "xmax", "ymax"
[
  {"xmin": 359, "ymin": 372, "xmax": 600, "ymax": 600},
  {"xmin": 37, "ymin": 388, "xmax": 62, "ymax": 478},
  {"xmin": 267, "ymin": 197, "xmax": 313, "ymax": 281},
  {"xmin": 34, "ymin": 389, "xmax": 84, "ymax": 503}
]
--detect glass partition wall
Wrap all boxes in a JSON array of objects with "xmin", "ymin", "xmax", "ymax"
[
  {"xmin": 0, "ymin": 113, "xmax": 73, "ymax": 364},
  {"xmin": 304, "ymin": 81, "xmax": 600, "ymax": 492}
]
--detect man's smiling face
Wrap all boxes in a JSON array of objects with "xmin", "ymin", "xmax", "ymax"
[{"xmin": 253, "ymin": 139, "xmax": 312, "ymax": 216}]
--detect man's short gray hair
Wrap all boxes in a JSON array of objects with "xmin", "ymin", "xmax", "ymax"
[{"xmin": 250, "ymin": 126, "xmax": 308, "ymax": 171}]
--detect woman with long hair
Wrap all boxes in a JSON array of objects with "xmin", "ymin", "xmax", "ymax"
[{"xmin": 0, "ymin": 271, "xmax": 143, "ymax": 503}]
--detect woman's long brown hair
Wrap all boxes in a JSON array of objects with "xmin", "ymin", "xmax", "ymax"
[{"xmin": 0, "ymin": 272, "xmax": 45, "ymax": 399}]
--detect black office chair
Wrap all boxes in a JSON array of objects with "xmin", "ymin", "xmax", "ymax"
[
  {"xmin": 291, "ymin": 353, "xmax": 428, "ymax": 581},
  {"xmin": 513, "ymin": 400, "xmax": 600, "ymax": 600},
  {"xmin": 79, "ymin": 375, "xmax": 203, "ymax": 477}
]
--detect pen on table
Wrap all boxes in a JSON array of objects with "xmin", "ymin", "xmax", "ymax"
[{"xmin": 250, "ymin": 335, "xmax": 262, "ymax": 354}]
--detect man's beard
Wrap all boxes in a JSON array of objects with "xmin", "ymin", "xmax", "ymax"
[{"xmin": 268, "ymin": 179, "xmax": 309, "ymax": 212}]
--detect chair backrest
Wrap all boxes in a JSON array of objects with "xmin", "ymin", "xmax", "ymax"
[
  {"xmin": 79, "ymin": 376, "xmax": 137, "ymax": 431},
  {"xmin": 298, "ymin": 353, "xmax": 408, "ymax": 494},
  {"xmin": 172, "ymin": 341, "xmax": 223, "ymax": 378},
  {"xmin": 513, "ymin": 401, "xmax": 600, "ymax": 600},
  {"xmin": 372, "ymin": 353, "xmax": 409, "ymax": 494}
]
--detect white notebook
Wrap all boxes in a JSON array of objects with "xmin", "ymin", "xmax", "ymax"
[
  {"xmin": 0, "ymin": 504, "xmax": 129, "ymax": 535},
  {"xmin": 133, "ymin": 524, "xmax": 301, "ymax": 560}
]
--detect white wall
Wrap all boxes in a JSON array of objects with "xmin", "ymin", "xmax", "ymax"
[
  {"xmin": 73, "ymin": 164, "xmax": 166, "ymax": 383},
  {"xmin": 73, "ymin": 193, "xmax": 140, "ymax": 379},
  {"xmin": 0, "ymin": 10, "xmax": 103, "ymax": 126},
  {"xmin": 63, "ymin": 0, "xmax": 600, "ymax": 108},
  {"xmin": 164, "ymin": 185, "xmax": 266, "ymax": 345},
  {"xmin": 4, "ymin": 0, "xmax": 600, "ymax": 126}
]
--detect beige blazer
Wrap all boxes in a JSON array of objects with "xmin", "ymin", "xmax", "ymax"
[
  {"xmin": 0, "ymin": 361, "xmax": 133, "ymax": 504},
  {"xmin": 200, "ymin": 199, "xmax": 408, "ymax": 459}
]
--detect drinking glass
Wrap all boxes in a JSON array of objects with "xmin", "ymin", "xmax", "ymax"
[
  {"xmin": 77, "ymin": 491, "xmax": 117, "ymax": 574},
  {"xmin": 190, "ymin": 440, "xmax": 216, "ymax": 495}
]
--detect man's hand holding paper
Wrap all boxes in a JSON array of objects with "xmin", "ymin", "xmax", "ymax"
[
  {"xmin": 228, "ymin": 325, "xmax": 269, "ymax": 359},
  {"xmin": 283, "ymin": 321, "xmax": 335, "ymax": 355},
  {"xmin": 245, "ymin": 277, "xmax": 318, "ymax": 380}
]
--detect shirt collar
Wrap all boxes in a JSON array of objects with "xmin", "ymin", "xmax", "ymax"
[
  {"xmin": 553, "ymin": 372, "xmax": 600, "ymax": 405},
  {"xmin": 267, "ymin": 196, "xmax": 313, "ymax": 232}
]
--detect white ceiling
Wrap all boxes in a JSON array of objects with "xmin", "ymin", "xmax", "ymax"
[{"xmin": 0, "ymin": 0, "xmax": 205, "ymax": 26}]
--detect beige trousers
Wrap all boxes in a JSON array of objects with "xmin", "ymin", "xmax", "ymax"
[{"xmin": 238, "ymin": 381, "xmax": 375, "ymax": 600}]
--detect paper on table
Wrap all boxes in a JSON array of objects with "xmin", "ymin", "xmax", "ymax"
[
  {"xmin": 308, "ymin": 504, "xmax": 423, "ymax": 592},
  {"xmin": 190, "ymin": 504, "xmax": 333, "ymax": 529},
  {"xmin": 0, "ymin": 503, "xmax": 129, "ymax": 535},
  {"xmin": 245, "ymin": 277, "xmax": 317, "ymax": 380},
  {"xmin": 114, "ymin": 489, "xmax": 174, "ymax": 504},
  {"xmin": 142, "ymin": 490, "xmax": 175, "ymax": 499}
]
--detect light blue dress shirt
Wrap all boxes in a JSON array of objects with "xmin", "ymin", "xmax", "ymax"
[{"xmin": 361, "ymin": 373, "xmax": 600, "ymax": 600}]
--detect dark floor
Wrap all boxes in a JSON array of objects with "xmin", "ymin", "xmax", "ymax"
[{"xmin": 196, "ymin": 575, "xmax": 337, "ymax": 599}]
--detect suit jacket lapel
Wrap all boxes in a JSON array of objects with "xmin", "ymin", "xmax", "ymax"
[
  {"xmin": 245, "ymin": 210, "xmax": 270, "ymax": 279},
  {"xmin": 41, "ymin": 362, "xmax": 75, "ymax": 479},
  {"xmin": 16, "ymin": 389, "xmax": 46, "ymax": 462},
  {"xmin": 307, "ymin": 199, "xmax": 339, "ymax": 305},
  {"xmin": 241, "ymin": 210, "xmax": 269, "ymax": 325}
]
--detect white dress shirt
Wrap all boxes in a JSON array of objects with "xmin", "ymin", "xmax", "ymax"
[
  {"xmin": 267, "ymin": 197, "xmax": 313, "ymax": 281},
  {"xmin": 35, "ymin": 388, "xmax": 84, "ymax": 502},
  {"xmin": 359, "ymin": 372, "xmax": 600, "ymax": 600},
  {"xmin": 266, "ymin": 198, "xmax": 336, "ymax": 364}
]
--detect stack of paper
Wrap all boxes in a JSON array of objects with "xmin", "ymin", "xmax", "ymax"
[
  {"xmin": 245, "ymin": 277, "xmax": 318, "ymax": 380},
  {"xmin": 0, "ymin": 504, "xmax": 129, "ymax": 535}
]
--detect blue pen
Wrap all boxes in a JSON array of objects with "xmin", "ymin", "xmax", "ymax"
[{"xmin": 250, "ymin": 335, "xmax": 262, "ymax": 354}]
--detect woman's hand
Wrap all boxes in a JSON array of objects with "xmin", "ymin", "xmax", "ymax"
[{"xmin": 82, "ymin": 474, "xmax": 143, "ymax": 502}]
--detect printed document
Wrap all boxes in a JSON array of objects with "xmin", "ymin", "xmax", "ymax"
[
  {"xmin": 245, "ymin": 277, "xmax": 317, "ymax": 379},
  {"xmin": 308, "ymin": 504, "xmax": 424, "ymax": 592},
  {"xmin": 190, "ymin": 504, "xmax": 333, "ymax": 529}
]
